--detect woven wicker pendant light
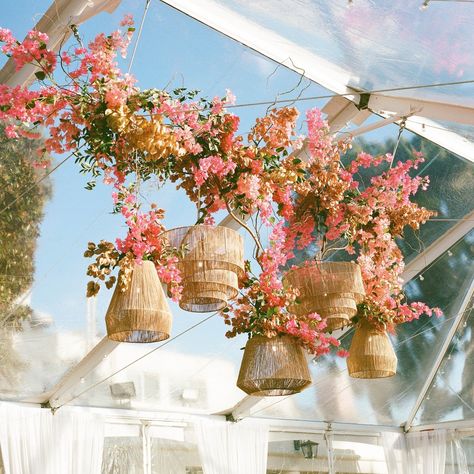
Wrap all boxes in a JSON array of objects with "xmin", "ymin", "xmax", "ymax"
[
  {"xmin": 237, "ymin": 335, "xmax": 312, "ymax": 396},
  {"xmin": 347, "ymin": 320, "xmax": 397, "ymax": 378},
  {"xmin": 105, "ymin": 261, "xmax": 172, "ymax": 343},
  {"xmin": 283, "ymin": 262, "xmax": 365, "ymax": 332},
  {"xmin": 163, "ymin": 225, "xmax": 244, "ymax": 312}
]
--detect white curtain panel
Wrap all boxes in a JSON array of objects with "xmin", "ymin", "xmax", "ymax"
[
  {"xmin": 381, "ymin": 431, "xmax": 408, "ymax": 474},
  {"xmin": 406, "ymin": 430, "xmax": 447, "ymax": 474},
  {"xmin": 195, "ymin": 419, "xmax": 269, "ymax": 474},
  {"xmin": 445, "ymin": 433, "xmax": 469, "ymax": 474},
  {"xmin": 382, "ymin": 430, "xmax": 447, "ymax": 474},
  {"xmin": 0, "ymin": 404, "xmax": 104, "ymax": 474}
]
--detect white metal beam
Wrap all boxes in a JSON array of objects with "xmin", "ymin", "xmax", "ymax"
[
  {"xmin": 404, "ymin": 118, "xmax": 474, "ymax": 163},
  {"xmin": 322, "ymin": 97, "xmax": 371, "ymax": 133},
  {"xmin": 24, "ymin": 337, "xmax": 120, "ymax": 406},
  {"xmin": 409, "ymin": 418, "xmax": 474, "ymax": 433},
  {"xmin": 0, "ymin": 0, "xmax": 121, "ymax": 87},
  {"xmin": 404, "ymin": 275, "xmax": 474, "ymax": 432},
  {"xmin": 401, "ymin": 210, "xmax": 474, "ymax": 283},
  {"xmin": 368, "ymin": 94, "xmax": 474, "ymax": 127}
]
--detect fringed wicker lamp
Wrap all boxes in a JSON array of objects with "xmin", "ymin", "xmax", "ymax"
[
  {"xmin": 283, "ymin": 262, "xmax": 365, "ymax": 332},
  {"xmin": 163, "ymin": 225, "xmax": 244, "ymax": 312},
  {"xmin": 347, "ymin": 320, "xmax": 397, "ymax": 378},
  {"xmin": 237, "ymin": 335, "xmax": 312, "ymax": 396},
  {"xmin": 105, "ymin": 260, "xmax": 172, "ymax": 343}
]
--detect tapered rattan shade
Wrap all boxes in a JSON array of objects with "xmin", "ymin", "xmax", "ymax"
[
  {"xmin": 283, "ymin": 262, "xmax": 365, "ymax": 332},
  {"xmin": 105, "ymin": 261, "xmax": 172, "ymax": 343},
  {"xmin": 237, "ymin": 335, "xmax": 312, "ymax": 396},
  {"xmin": 163, "ymin": 225, "xmax": 244, "ymax": 312},
  {"xmin": 347, "ymin": 320, "xmax": 397, "ymax": 378}
]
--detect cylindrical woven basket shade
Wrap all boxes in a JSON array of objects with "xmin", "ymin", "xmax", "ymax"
[
  {"xmin": 105, "ymin": 261, "xmax": 172, "ymax": 343},
  {"xmin": 283, "ymin": 262, "xmax": 365, "ymax": 332},
  {"xmin": 163, "ymin": 225, "xmax": 244, "ymax": 312},
  {"xmin": 237, "ymin": 335, "xmax": 312, "ymax": 396},
  {"xmin": 347, "ymin": 320, "xmax": 397, "ymax": 378}
]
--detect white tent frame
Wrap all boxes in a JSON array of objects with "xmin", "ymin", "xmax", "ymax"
[{"xmin": 2, "ymin": 0, "xmax": 474, "ymax": 434}]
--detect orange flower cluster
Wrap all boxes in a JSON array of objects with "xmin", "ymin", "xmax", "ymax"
[
  {"xmin": 107, "ymin": 107, "xmax": 183, "ymax": 163},
  {"xmin": 84, "ymin": 241, "xmax": 120, "ymax": 297}
]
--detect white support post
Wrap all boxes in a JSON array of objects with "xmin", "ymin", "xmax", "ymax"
[
  {"xmin": 404, "ymin": 275, "xmax": 474, "ymax": 432},
  {"xmin": 325, "ymin": 426, "xmax": 336, "ymax": 474},
  {"xmin": 142, "ymin": 422, "xmax": 152, "ymax": 474}
]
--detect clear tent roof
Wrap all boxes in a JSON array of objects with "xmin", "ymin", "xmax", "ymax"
[{"xmin": 0, "ymin": 0, "xmax": 473, "ymax": 431}]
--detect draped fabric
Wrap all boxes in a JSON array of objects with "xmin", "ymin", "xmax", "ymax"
[
  {"xmin": 101, "ymin": 437, "xmax": 143, "ymax": 474},
  {"xmin": 445, "ymin": 434, "xmax": 469, "ymax": 474},
  {"xmin": 406, "ymin": 430, "xmax": 447, "ymax": 474},
  {"xmin": 382, "ymin": 430, "xmax": 447, "ymax": 474},
  {"xmin": 381, "ymin": 431, "xmax": 408, "ymax": 474},
  {"xmin": 0, "ymin": 404, "xmax": 104, "ymax": 474},
  {"xmin": 195, "ymin": 419, "xmax": 268, "ymax": 474}
]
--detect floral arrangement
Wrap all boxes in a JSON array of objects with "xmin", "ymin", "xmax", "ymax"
[{"xmin": 0, "ymin": 17, "xmax": 441, "ymax": 359}]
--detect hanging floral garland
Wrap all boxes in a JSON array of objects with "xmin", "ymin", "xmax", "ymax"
[{"xmin": 0, "ymin": 17, "xmax": 442, "ymax": 391}]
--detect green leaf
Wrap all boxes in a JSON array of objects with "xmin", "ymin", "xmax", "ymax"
[{"xmin": 34, "ymin": 70, "xmax": 46, "ymax": 81}]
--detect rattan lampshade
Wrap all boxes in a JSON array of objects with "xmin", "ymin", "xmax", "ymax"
[
  {"xmin": 283, "ymin": 262, "xmax": 365, "ymax": 332},
  {"xmin": 105, "ymin": 261, "xmax": 172, "ymax": 343},
  {"xmin": 163, "ymin": 225, "xmax": 244, "ymax": 312},
  {"xmin": 237, "ymin": 335, "xmax": 312, "ymax": 396},
  {"xmin": 347, "ymin": 320, "xmax": 397, "ymax": 378}
]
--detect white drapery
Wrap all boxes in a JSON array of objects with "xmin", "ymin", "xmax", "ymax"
[
  {"xmin": 382, "ymin": 430, "xmax": 447, "ymax": 474},
  {"xmin": 195, "ymin": 419, "xmax": 269, "ymax": 474},
  {"xmin": 381, "ymin": 431, "xmax": 408, "ymax": 474},
  {"xmin": 0, "ymin": 404, "xmax": 104, "ymax": 474},
  {"xmin": 406, "ymin": 430, "xmax": 447, "ymax": 474},
  {"xmin": 445, "ymin": 433, "xmax": 469, "ymax": 474}
]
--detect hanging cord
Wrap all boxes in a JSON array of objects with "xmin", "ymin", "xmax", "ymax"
[
  {"xmin": 389, "ymin": 118, "xmax": 407, "ymax": 168},
  {"xmin": 128, "ymin": 0, "xmax": 152, "ymax": 74}
]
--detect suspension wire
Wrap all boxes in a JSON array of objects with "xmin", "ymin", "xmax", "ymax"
[
  {"xmin": 0, "ymin": 150, "xmax": 76, "ymax": 216},
  {"xmin": 128, "ymin": 0, "xmax": 152, "ymax": 74},
  {"xmin": 54, "ymin": 312, "xmax": 218, "ymax": 409},
  {"xmin": 390, "ymin": 118, "xmax": 407, "ymax": 168},
  {"xmin": 226, "ymin": 78, "xmax": 474, "ymax": 109}
]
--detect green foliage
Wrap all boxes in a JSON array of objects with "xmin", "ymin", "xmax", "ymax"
[{"xmin": 0, "ymin": 124, "xmax": 51, "ymax": 330}]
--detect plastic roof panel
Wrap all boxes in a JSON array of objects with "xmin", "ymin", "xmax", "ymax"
[
  {"xmin": 162, "ymin": 0, "xmax": 474, "ymax": 162},
  {"xmin": 210, "ymin": 0, "xmax": 474, "ymax": 103}
]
